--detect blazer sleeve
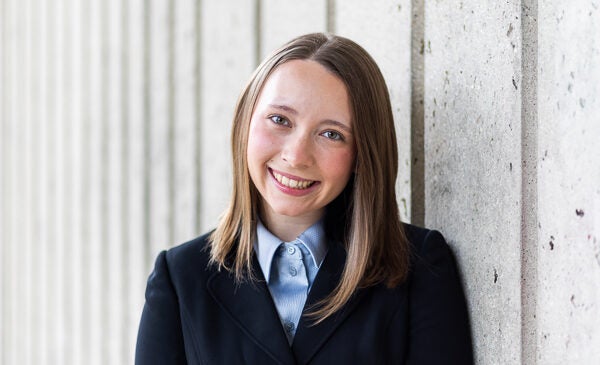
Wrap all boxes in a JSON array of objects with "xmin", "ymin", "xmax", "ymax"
[
  {"xmin": 406, "ymin": 229, "xmax": 474, "ymax": 365},
  {"xmin": 135, "ymin": 251, "xmax": 188, "ymax": 365}
]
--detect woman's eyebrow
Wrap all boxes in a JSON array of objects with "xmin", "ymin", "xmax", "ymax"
[
  {"xmin": 322, "ymin": 120, "xmax": 353, "ymax": 134},
  {"xmin": 268, "ymin": 104, "xmax": 298, "ymax": 115}
]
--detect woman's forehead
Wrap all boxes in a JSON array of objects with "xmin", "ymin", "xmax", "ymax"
[{"xmin": 254, "ymin": 60, "xmax": 352, "ymax": 124}]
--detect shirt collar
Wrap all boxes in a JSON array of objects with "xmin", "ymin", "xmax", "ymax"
[{"xmin": 254, "ymin": 219, "xmax": 328, "ymax": 282}]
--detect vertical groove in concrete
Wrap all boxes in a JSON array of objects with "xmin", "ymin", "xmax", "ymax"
[
  {"xmin": 142, "ymin": 0, "xmax": 152, "ymax": 266},
  {"xmin": 326, "ymin": 0, "xmax": 336, "ymax": 33},
  {"xmin": 46, "ymin": 2, "xmax": 57, "ymax": 362},
  {"xmin": 194, "ymin": 0, "xmax": 203, "ymax": 234},
  {"xmin": 61, "ymin": 0, "xmax": 73, "ymax": 362},
  {"xmin": 520, "ymin": 0, "xmax": 539, "ymax": 363},
  {"xmin": 120, "ymin": 1, "xmax": 131, "ymax": 362},
  {"xmin": 27, "ymin": 2, "xmax": 40, "ymax": 360},
  {"xmin": 410, "ymin": 0, "xmax": 425, "ymax": 226},
  {"xmin": 167, "ymin": 0, "xmax": 176, "ymax": 245},
  {"xmin": 255, "ymin": 0, "xmax": 262, "ymax": 65},
  {"xmin": 80, "ymin": 0, "xmax": 91, "ymax": 360},
  {"xmin": 100, "ymin": 0, "xmax": 110, "ymax": 362},
  {"xmin": 28, "ymin": 3, "xmax": 41, "ymax": 358}
]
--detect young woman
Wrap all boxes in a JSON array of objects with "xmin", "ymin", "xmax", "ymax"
[{"xmin": 136, "ymin": 33, "xmax": 473, "ymax": 364}]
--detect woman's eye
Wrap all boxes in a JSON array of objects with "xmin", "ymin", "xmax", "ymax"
[
  {"xmin": 322, "ymin": 130, "xmax": 343, "ymax": 141},
  {"xmin": 269, "ymin": 115, "xmax": 289, "ymax": 126}
]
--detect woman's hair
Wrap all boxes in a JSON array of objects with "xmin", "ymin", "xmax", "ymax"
[{"xmin": 209, "ymin": 32, "xmax": 409, "ymax": 322}]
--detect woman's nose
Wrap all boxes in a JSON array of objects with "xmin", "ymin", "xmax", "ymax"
[{"xmin": 281, "ymin": 133, "xmax": 314, "ymax": 169}]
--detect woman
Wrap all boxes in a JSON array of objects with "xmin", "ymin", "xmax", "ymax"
[{"xmin": 136, "ymin": 33, "xmax": 473, "ymax": 364}]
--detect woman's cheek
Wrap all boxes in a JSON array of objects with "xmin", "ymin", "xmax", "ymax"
[
  {"xmin": 248, "ymin": 121, "xmax": 278, "ymax": 156},
  {"xmin": 328, "ymin": 148, "xmax": 356, "ymax": 176}
]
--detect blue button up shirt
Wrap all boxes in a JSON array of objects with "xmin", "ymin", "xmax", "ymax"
[{"xmin": 255, "ymin": 220, "xmax": 328, "ymax": 344}]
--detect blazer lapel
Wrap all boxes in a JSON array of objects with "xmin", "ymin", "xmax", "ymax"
[
  {"xmin": 292, "ymin": 243, "xmax": 366, "ymax": 365},
  {"xmin": 207, "ymin": 256, "xmax": 296, "ymax": 365}
]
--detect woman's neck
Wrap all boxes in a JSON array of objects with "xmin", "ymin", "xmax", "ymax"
[{"xmin": 260, "ymin": 206, "xmax": 324, "ymax": 242}]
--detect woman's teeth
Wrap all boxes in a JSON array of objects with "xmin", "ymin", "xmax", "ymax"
[{"xmin": 272, "ymin": 171, "xmax": 315, "ymax": 189}]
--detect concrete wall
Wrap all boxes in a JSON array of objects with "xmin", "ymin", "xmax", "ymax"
[
  {"xmin": 1, "ymin": 0, "xmax": 599, "ymax": 364},
  {"xmin": 425, "ymin": 1, "xmax": 524, "ymax": 362},
  {"xmin": 536, "ymin": 1, "xmax": 600, "ymax": 362}
]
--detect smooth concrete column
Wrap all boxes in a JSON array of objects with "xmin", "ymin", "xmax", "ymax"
[
  {"xmin": 259, "ymin": 0, "xmax": 327, "ymax": 58},
  {"xmin": 199, "ymin": 0, "xmax": 257, "ymax": 232}
]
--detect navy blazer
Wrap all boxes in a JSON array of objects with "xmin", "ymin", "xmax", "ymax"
[{"xmin": 135, "ymin": 224, "xmax": 473, "ymax": 364}]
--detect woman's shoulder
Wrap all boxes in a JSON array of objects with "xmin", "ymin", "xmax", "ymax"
[
  {"xmin": 399, "ymin": 224, "xmax": 473, "ymax": 362},
  {"xmin": 402, "ymin": 222, "xmax": 448, "ymax": 251},
  {"xmin": 401, "ymin": 223, "xmax": 456, "ymax": 274},
  {"xmin": 161, "ymin": 230, "xmax": 215, "ymax": 274}
]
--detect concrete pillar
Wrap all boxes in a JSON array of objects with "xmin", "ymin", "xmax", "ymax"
[
  {"xmin": 424, "ymin": 1, "xmax": 524, "ymax": 363},
  {"xmin": 199, "ymin": 0, "xmax": 257, "ymax": 231},
  {"xmin": 259, "ymin": 0, "xmax": 327, "ymax": 58},
  {"xmin": 424, "ymin": 0, "xmax": 600, "ymax": 363},
  {"xmin": 335, "ymin": 0, "xmax": 413, "ymax": 221},
  {"xmin": 535, "ymin": 0, "xmax": 600, "ymax": 363}
]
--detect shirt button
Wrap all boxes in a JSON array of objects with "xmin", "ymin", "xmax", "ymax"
[
  {"xmin": 287, "ymin": 246, "xmax": 296, "ymax": 255},
  {"xmin": 289, "ymin": 266, "xmax": 298, "ymax": 276},
  {"xmin": 284, "ymin": 322, "xmax": 295, "ymax": 332}
]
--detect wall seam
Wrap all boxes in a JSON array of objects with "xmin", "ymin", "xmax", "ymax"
[
  {"xmin": 100, "ymin": 0, "xmax": 110, "ymax": 362},
  {"xmin": 195, "ymin": 0, "xmax": 203, "ymax": 233},
  {"xmin": 167, "ymin": 0, "xmax": 176, "ymax": 246},
  {"xmin": 120, "ymin": 0, "xmax": 131, "ymax": 362},
  {"xmin": 62, "ymin": 0, "xmax": 74, "ymax": 362},
  {"xmin": 255, "ymin": 0, "xmax": 262, "ymax": 65},
  {"xmin": 326, "ymin": 0, "xmax": 336, "ymax": 34},
  {"xmin": 80, "ymin": 0, "xmax": 91, "ymax": 360},
  {"xmin": 410, "ymin": 0, "xmax": 425, "ymax": 226},
  {"xmin": 520, "ymin": 0, "xmax": 539, "ymax": 363},
  {"xmin": 143, "ymin": 0, "xmax": 152, "ymax": 267}
]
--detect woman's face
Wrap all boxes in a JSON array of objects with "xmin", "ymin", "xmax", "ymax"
[{"xmin": 247, "ymin": 59, "xmax": 356, "ymax": 226}]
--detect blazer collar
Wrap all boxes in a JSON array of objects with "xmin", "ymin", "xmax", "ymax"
[
  {"xmin": 207, "ymin": 256, "xmax": 295, "ymax": 365},
  {"xmin": 207, "ymin": 242, "xmax": 365, "ymax": 365},
  {"xmin": 292, "ymin": 242, "xmax": 366, "ymax": 365}
]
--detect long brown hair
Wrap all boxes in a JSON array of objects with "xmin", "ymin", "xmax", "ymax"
[{"xmin": 209, "ymin": 32, "xmax": 409, "ymax": 322}]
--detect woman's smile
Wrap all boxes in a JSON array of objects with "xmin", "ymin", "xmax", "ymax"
[{"xmin": 269, "ymin": 167, "xmax": 320, "ymax": 195}]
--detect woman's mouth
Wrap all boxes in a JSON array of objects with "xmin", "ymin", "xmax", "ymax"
[{"xmin": 271, "ymin": 169, "xmax": 317, "ymax": 190}]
